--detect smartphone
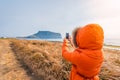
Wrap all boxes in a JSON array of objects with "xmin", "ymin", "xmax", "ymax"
[{"xmin": 66, "ymin": 33, "xmax": 69, "ymax": 39}]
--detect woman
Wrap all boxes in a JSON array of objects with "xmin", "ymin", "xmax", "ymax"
[{"xmin": 62, "ymin": 24, "xmax": 104, "ymax": 80}]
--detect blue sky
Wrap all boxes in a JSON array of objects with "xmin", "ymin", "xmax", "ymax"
[{"xmin": 0, "ymin": 0, "xmax": 120, "ymax": 38}]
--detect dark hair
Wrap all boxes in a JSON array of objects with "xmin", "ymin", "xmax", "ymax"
[{"xmin": 72, "ymin": 27, "xmax": 81, "ymax": 48}]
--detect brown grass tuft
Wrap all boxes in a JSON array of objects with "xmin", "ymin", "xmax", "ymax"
[{"xmin": 10, "ymin": 39, "xmax": 71, "ymax": 80}]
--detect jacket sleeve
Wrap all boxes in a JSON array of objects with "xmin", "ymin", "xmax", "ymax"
[{"xmin": 62, "ymin": 39, "xmax": 81, "ymax": 65}]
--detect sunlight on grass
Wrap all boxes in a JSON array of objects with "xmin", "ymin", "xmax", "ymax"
[
  {"xmin": 8, "ymin": 39, "xmax": 120, "ymax": 80},
  {"xmin": 10, "ymin": 39, "xmax": 71, "ymax": 80}
]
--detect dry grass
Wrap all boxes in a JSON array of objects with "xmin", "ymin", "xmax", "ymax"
[
  {"xmin": 0, "ymin": 39, "xmax": 34, "ymax": 80},
  {"xmin": 10, "ymin": 39, "xmax": 71, "ymax": 80},
  {"xmin": 8, "ymin": 39, "xmax": 120, "ymax": 80},
  {"xmin": 99, "ymin": 48, "xmax": 120, "ymax": 80}
]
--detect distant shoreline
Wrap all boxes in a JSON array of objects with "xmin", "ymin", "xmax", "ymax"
[
  {"xmin": 1, "ymin": 38, "xmax": 120, "ymax": 50},
  {"xmin": 104, "ymin": 44, "xmax": 120, "ymax": 50},
  {"xmin": 16, "ymin": 37, "xmax": 63, "ymax": 42}
]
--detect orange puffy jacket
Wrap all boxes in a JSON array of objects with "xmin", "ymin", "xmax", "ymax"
[{"xmin": 62, "ymin": 24, "xmax": 104, "ymax": 80}]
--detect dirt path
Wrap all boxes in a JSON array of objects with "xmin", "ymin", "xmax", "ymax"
[{"xmin": 0, "ymin": 40, "xmax": 35, "ymax": 80}]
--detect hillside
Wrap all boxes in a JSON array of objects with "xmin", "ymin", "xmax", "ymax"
[
  {"xmin": 26, "ymin": 31, "xmax": 62, "ymax": 39},
  {"xmin": 0, "ymin": 39, "xmax": 120, "ymax": 80}
]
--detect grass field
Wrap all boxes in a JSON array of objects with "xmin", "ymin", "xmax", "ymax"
[{"xmin": 0, "ymin": 38, "xmax": 120, "ymax": 80}]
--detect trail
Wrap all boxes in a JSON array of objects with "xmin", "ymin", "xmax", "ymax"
[{"xmin": 0, "ymin": 40, "xmax": 37, "ymax": 80}]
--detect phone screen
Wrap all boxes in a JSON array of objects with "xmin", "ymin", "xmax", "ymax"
[{"xmin": 66, "ymin": 33, "xmax": 69, "ymax": 39}]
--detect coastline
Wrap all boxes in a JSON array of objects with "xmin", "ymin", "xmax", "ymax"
[
  {"xmin": 104, "ymin": 44, "xmax": 120, "ymax": 50},
  {"xmin": 1, "ymin": 38, "xmax": 120, "ymax": 49}
]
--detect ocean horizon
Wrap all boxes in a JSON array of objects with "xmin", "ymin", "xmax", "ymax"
[
  {"xmin": 18, "ymin": 38, "xmax": 63, "ymax": 42},
  {"xmin": 104, "ymin": 38, "xmax": 120, "ymax": 46},
  {"xmin": 18, "ymin": 38, "xmax": 120, "ymax": 46}
]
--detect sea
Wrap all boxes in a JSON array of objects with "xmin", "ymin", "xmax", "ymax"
[
  {"xmin": 104, "ymin": 38, "xmax": 120, "ymax": 46},
  {"xmin": 18, "ymin": 38, "xmax": 120, "ymax": 46},
  {"xmin": 19, "ymin": 38, "xmax": 63, "ymax": 42}
]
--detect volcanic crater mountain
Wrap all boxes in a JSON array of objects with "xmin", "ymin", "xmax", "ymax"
[{"xmin": 26, "ymin": 31, "xmax": 62, "ymax": 39}]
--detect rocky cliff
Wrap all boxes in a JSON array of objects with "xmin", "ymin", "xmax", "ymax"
[{"xmin": 26, "ymin": 31, "xmax": 62, "ymax": 39}]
